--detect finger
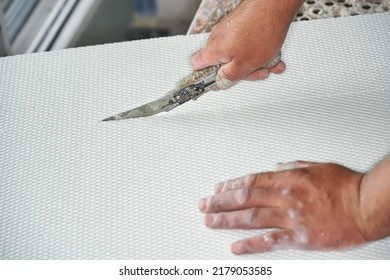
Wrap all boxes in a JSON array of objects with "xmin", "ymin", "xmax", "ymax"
[
  {"xmin": 215, "ymin": 171, "xmax": 278, "ymax": 194},
  {"xmin": 243, "ymin": 69, "xmax": 270, "ymax": 81},
  {"xmin": 215, "ymin": 61, "xmax": 252, "ymax": 90},
  {"xmin": 268, "ymin": 61, "xmax": 286, "ymax": 74},
  {"xmin": 214, "ymin": 174, "xmax": 256, "ymax": 194},
  {"xmin": 199, "ymin": 187, "xmax": 286, "ymax": 213},
  {"xmin": 190, "ymin": 48, "xmax": 222, "ymax": 71},
  {"xmin": 231, "ymin": 229, "xmax": 303, "ymax": 254},
  {"xmin": 243, "ymin": 60, "xmax": 286, "ymax": 81},
  {"xmin": 204, "ymin": 207, "xmax": 290, "ymax": 229},
  {"xmin": 275, "ymin": 161, "xmax": 320, "ymax": 171}
]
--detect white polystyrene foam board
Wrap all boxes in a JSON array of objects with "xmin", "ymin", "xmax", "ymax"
[{"xmin": 0, "ymin": 12, "xmax": 390, "ymax": 259}]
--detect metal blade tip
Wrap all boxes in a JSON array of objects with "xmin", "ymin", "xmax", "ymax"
[{"xmin": 102, "ymin": 116, "xmax": 117, "ymax": 122}]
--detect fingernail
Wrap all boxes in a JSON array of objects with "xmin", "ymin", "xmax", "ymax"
[
  {"xmin": 205, "ymin": 214, "xmax": 214, "ymax": 226},
  {"xmin": 199, "ymin": 198, "xmax": 207, "ymax": 212},
  {"xmin": 231, "ymin": 242, "xmax": 244, "ymax": 255},
  {"xmin": 216, "ymin": 77, "xmax": 238, "ymax": 90}
]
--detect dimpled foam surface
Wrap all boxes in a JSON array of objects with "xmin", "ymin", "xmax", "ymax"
[{"xmin": 1, "ymin": 13, "xmax": 390, "ymax": 259}]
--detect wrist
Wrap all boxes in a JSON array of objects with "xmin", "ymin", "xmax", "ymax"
[{"xmin": 359, "ymin": 156, "xmax": 390, "ymax": 240}]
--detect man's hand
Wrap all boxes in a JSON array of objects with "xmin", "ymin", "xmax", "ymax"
[
  {"xmin": 199, "ymin": 159, "xmax": 390, "ymax": 255},
  {"xmin": 190, "ymin": 0, "xmax": 304, "ymax": 89}
]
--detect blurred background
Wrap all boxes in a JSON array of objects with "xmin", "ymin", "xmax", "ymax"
[
  {"xmin": 1, "ymin": 0, "xmax": 388, "ymax": 57},
  {"xmin": 0, "ymin": 0, "xmax": 201, "ymax": 57}
]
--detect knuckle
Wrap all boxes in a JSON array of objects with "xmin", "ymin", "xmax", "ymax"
[
  {"xmin": 254, "ymin": 171, "xmax": 275, "ymax": 187},
  {"xmin": 227, "ymin": 175, "xmax": 246, "ymax": 190},
  {"xmin": 244, "ymin": 173, "xmax": 256, "ymax": 187},
  {"xmin": 294, "ymin": 167, "xmax": 311, "ymax": 177},
  {"xmin": 282, "ymin": 168, "xmax": 312, "ymax": 198},
  {"xmin": 212, "ymin": 214, "xmax": 224, "ymax": 227},
  {"xmin": 290, "ymin": 168, "xmax": 312, "ymax": 184},
  {"xmin": 323, "ymin": 162, "xmax": 344, "ymax": 172},
  {"xmin": 207, "ymin": 196, "xmax": 218, "ymax": 210},
  {"xmin": 237, "ymin": 187, "xmax": 251, "ymax": 206},
  {"xmin": 218, "ymin": 66, "xmax": 236, "ymax": 82},
  {"xmin": 247, "ymin": 208, "xmax": 259, "ymax": 225}
]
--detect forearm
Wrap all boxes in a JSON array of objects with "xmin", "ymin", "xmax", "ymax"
[
  {"xmin": 240, "ymin": 0, "xmax": 305, "ymax": 53},
  {"xmin": 243, "ymin": 0, "xmax": 305, "ymax": 16},
  {"xmin": 360, "ymin": 155, "xmax": 390, "ymax": 240}
]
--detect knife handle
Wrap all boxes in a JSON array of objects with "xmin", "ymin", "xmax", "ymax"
[
  {"xmin": 263, "ymin": 51, "xmax": 282, "ymax": 69},
  {"xmin": 176, "ymin": 51, "xmax": 282, "ymax": 89}
]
